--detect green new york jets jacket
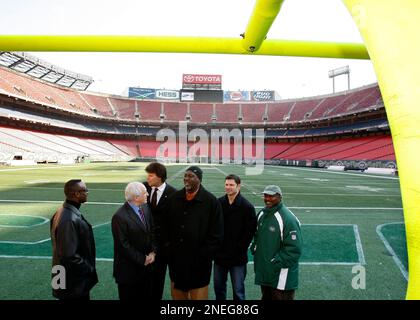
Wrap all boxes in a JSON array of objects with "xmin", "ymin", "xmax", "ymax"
[{"xmin": 251, "ymin": 202, "xmax": 303, "ymax": 290}]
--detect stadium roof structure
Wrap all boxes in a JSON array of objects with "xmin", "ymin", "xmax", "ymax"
[{"xmin": 0, "ymin": 51, "xmax": 93, "ymax": 90}]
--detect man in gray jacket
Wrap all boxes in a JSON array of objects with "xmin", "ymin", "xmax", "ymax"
[{"xmin": 50, "ymin": 179, "xmax": 98, "ymax": 300}]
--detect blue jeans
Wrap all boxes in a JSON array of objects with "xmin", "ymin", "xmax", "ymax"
[{"xmin": 213, "ymin": 263, "xmax": 247, "ymax": 300}]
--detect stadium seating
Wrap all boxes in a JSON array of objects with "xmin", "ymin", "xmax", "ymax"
[
  {"xmin": 0, "ymin": 64, "xmax": 396, "ymax": 165},
  {"xmin": 80, "ymin": 93, "xmax": 115, "ymax": 117},
  {"xmin": 189, "ymin": 104, "xmax": 214, "ymax": 122},
  {"xmin": 241, "ymin": 103, "xmax": 266, "ymax": 122},
  {"xmin": 266, "ymin": 136, "xmax": 395, "ymax": 161},
  {"xmin": 137, "ymin": 101, "xmax": 162, "ymax": 121},
  {"xmin": 215, "ymin": 104, "xmax": 239, "ymax": 123},
  {"xmin": 266, "ymin": 101, "xmax": 295, "ymax": 122},
  {"xmin": 0, "ymin": 126, "xmax": 130, "ymax": 162},
  {"xmin": 163, "ymin": 102, "xmax": 188, "ymax": 121},
  {"xmin": 0, "ymin": 67, "xmax": 95, "ymax": 115},
  {"xmin": 288, "ymin": 99, "xmax": 321, "ymax": 121},
  {"xmin": 1, "ymin": 66, "xmax": 385, "ymax": 123},
  {"xmin": 107, "ymin": 139, "xmax": 140, "ymax": 156}
]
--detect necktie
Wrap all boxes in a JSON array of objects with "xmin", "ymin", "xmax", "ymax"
[
  {"xmin": 138, "ymin": 207, "xmax": 148, "ymax": 229},
  {"xmin": 151, "ymin": 187, "xmax": 158, "ymax": 210}
]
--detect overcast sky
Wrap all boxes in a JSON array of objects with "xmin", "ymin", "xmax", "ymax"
[{"xmin": 0, "ymin": 0, "xmax": 377, "ymax": 98}]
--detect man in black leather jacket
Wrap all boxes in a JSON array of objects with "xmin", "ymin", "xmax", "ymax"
[{"xmin": 50, "ymin": 179, "xmax": 98, "ymax": 300}]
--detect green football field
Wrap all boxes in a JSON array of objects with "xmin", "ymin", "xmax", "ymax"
[{"xmin": 0, "ymin": 162, "xmax": 407, "ymax": 300}]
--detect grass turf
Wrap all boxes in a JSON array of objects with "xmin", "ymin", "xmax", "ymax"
[{"xmin": 0, "ymin": 162, "xmax": 407, "ymax": 299}]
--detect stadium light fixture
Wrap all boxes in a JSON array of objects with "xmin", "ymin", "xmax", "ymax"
[{"xmin": 328, "ymin": 65, "xmax": 350, "ymax": 93}]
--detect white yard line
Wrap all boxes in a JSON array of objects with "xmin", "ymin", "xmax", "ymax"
[
  {"xmin": 0, "ymin": 164, "xmax": 93, "ymax": 173},
  {"xmin": 0, "ymin": 221, "xmax": 110, "ymax": 245},
  {"xmin": 0, "ymin": 255, "xmax": 113, "ymax": 262},
  {"xmin": 353, "ymin": 225, "xmax": 366, "ymax": 265},
  {"xmin": 376, "ymin": 222, "xmax": 408, "ymax": 281},
  {"xmin": 0, "ymin": 214, "xmax": 49, "ymax": 228},
  {"xmin": 264, "ymin": 165, "xmax": 399, "ymax": 180},
  {"xmin": 1, "ymin": 222, "xmax": 367, "ymax": 266},
  {"xmin": 0, "ymin": 199, "xmax": 403, "ymax": 211}
]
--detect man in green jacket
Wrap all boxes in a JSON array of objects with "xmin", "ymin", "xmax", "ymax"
[{"xmin": 251, "ymin": 185, "xmax": 302, "ymax": 300}]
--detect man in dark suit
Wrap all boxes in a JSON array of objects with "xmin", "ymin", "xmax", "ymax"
[
  {"xmin": 143, "ymin": 162, "xmax": 177, "ymax": 300},
  {"xmin": 50, "ymin": 179, "xmax": 98, "ymax": 300},
  {"xmin": 111, "ymin": 182, "xmax": 156, "ymax": 300}
]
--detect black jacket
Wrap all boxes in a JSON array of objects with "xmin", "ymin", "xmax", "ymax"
[
  {"xmin": 143, "ymin": 181, "xmax": 177, "ymax": 247},
  {"xmin": 50, "ymin": 202, "xmax": 98, "ymax": 299},
  {"xmin": 215, "ymin": 192, "xmax": 257, "ymax": 267},
  {"xmin": 111, "ymin": 202, "xmax": 156, "ymax": 284},
  {"xmin": 164, "ymin": 185, "xmax": 224, "ymax": 291}
]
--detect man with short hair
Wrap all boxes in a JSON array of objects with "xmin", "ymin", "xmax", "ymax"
[
  {"xmin": 143, "ymin": 162, "xmax": 177, "ymax": 300},
  {"xmin": 164, "ymin": 166, "xmax": 223, "ymax": 300},
  {"xmin": 214, "ymin": 174, "xmax": 257, "ymax": 300},
  {"xmin": 50, "ymin": 179, "xmax": 98, "ymax": 300},
  {"xmin": 111, "ymin": 182, "xmax": 156, "ymax": 300},
  {"xmin": 251, "ymin": 185, "xmax": 303, "ymax": 300}
]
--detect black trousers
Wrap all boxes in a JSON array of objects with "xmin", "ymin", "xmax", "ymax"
[
  {"xmin": 151, "ymin": 255, "xmax": 167, "ymax": 300},
  {"xmin": 118, "ymin": 280, "xmax": 152, "ymax": 301},
  {"xmin": 261, "ymin": 286, "xmax": 295, "ymax": 300}
]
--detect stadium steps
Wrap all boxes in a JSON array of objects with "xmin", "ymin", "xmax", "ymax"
[
  {"xmin": 266, "ymin": 101, "xmax": 295, "ymax": 122},
  {"xmin": 80, "ymin": 93, "xmax": 115, "ymax": 117},
  {"xmin": 292, "ymin": 139, "xmax": 353, "ymax": 159},
  {"xmin": 270, "ymin": 142, "xmax": 298, "ymax": 159},
  {"xmin": 312, "ymin": 138, "xmax": 377, "ymax": 160},
  {"xmin": 24, "ymin": 131, "xmax": 91, "ymax": 155},
  {"xmin": 106, "ymin": 98, "xmax": 118, "ymax": 117},
  {"xmin": 0, "ymin": 140, "xmax": 31, "ymax": 153},
  {"xmin": 84, "ymin": 139, "xmax": 129, "ymax": 156},
  {"xmin": 275, "ymin": 141, "xmax": 328, "ymax": 159},
  {"xmin": 56, "ymin": 135, "xmax": 111, "ymax": 155},
  {"xmin": 0, "ymin": 127, "xmax": 60, "ymax": 154},
  {"xmin": 62, "ymin": 136, "xmax": 116, "ymax": 155},
  {"xmin": 323, "ymin": 93, "xmax": 352, "ymax": 117},
  {"xmin": 331, "ymin": 140, "xmax": 394, "ymax": 160},
  {"xmin": 359, "ymin": 143, "xmax": 396, "ymax": 161},
  {"xmin": 288, "ymin": 99, "xmax": 320, "ymax": 121},
  {"xmin": 107, "ymin": 139, "xmax": 140, "ymax": 157},
  {"xmin": 308, "ymin": 95, "xmax": 350, "ymax": 120},
  {"xmin": 264, "ymin": 143, "xmax": 292, "ymax": 159}
]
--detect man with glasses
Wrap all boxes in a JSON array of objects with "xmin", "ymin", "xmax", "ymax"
[{"xmin": 50, "ymin": 179, "xmax": 98, "ymax": 300}]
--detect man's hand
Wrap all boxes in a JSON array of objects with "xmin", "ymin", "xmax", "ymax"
[{"xmin": 144, "ymin": 252, "xmax": 156, "ymax": 266}]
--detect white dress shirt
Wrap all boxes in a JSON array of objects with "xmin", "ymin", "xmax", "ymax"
[{"xmin": 150, "ymin": 182, "xmax": 167, "ymax": 205}]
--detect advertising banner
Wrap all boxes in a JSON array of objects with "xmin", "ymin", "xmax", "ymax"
[
  {"xmin": 251, "ymin": 91, "xmax": 275, "ymax": 101},
  {"xmin": 155, "ymin": 89, "xmax": 179, "ymax": 100},
  {"xmin": 128, "ymin": 87, "xmax": 156, "ymax": 99},
  {"xmin": 181, "ymin": 91, "xmax": 195, "ymax": 101},
  {"xmin": 223, "ymin": 91, "xmax": 251, "ymax": 102},
  {"xmin": 182, "ymin": 74, "xmax": 222, "ymax": 85},
  {"xmin": 128, "ymin": 88, "xmax": 179, "ymax": 100}
]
